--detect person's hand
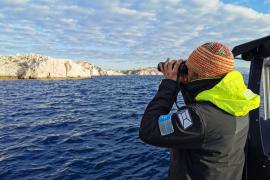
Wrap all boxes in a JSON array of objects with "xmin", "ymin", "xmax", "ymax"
[{"xmin": 160, "ymin": 58, "xmax": 188, "ymax": 83}]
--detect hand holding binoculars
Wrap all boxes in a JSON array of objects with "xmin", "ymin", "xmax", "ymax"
[{"xmin": 157, "ymin": 59, "xmax": 188, "ymax": 75}]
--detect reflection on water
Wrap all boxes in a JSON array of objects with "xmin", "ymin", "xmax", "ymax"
[{"xmin": 1, "ymin": 72, "xmax": 267, "ymax": 179}]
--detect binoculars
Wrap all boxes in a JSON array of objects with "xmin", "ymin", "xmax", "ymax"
[{"xmin": 157, "ymin": 62, "xmax": 188, "ymax": 75}]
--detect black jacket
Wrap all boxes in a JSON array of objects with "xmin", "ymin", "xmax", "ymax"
[{"xmin": 139, "ymin": 79, "xmax": 249, "ymax": 180}]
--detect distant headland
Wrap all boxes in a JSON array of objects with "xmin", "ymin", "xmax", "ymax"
[{"xmin": 0, "ymin": 54, "xmax": 162, "ymax": 80}]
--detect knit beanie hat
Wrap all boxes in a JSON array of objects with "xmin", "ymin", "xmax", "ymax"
[{"xmin": 186, "ymin": 42, "xmax": 234, "ymax": 78}]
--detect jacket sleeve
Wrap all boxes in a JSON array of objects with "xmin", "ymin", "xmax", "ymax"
[{"xmin": 139, "ymin": 79, "xmax": 205, "ymax": 149}]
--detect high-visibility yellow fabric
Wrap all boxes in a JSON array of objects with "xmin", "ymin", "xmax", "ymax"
[{"xmin": 195, "ymin": 71, "xmax": 260, "ymax": 116}]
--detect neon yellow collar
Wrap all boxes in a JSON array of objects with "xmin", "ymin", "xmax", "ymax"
[{"xmin": 195, "ymin": 71, "xmax": 260, "ymax": 116}]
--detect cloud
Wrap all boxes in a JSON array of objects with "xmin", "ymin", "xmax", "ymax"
[
  {"xmin": 0, "ymin": 0, "xmax": 269, "ymax": 70},
  {"xmin": 111, "ymin": 6, "xmax": 155, "ymax": 18},
  {"xmin": 1, "ymin": 0, "xmax": 30, "ymax": 5}
]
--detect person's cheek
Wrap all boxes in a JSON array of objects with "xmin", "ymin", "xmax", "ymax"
[{"xmin": 187, "ymin": 70, "xmax": 192, "ymax": 82}]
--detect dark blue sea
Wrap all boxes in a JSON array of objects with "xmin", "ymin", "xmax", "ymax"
[{"xmin": 0, "ymin": 72, "xmax": 263, "ymax": 180}]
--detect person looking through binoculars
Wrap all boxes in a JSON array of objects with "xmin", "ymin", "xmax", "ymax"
[{"xmin": 139, "ymin": 42, "xmax": 260, "ymax": 180}]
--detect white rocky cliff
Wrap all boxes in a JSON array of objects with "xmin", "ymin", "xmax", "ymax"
[
  {"xmin": 0, "ymin": 54, "xmax": 162, "ymax": 79},
  {"xmin": 76, "ymin": 61, "xmax": 109, "ymax": 76},
  {"xmin": 0, "ymin": 54, "xmax": 125, "ymax": 79},
  {"xmin": 0, "ymin": 54, "xmax": 94, "ymax": 79},
  {"xmin": 122, "ymin": 67, "xmax": 162, "ymax": 75},
  {"xmin": 106, "ymin": 70, "xmax": 125, "ymax": 76}
]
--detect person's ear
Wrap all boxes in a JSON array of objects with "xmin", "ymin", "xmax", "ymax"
[{"xmin": 193, "ymin": 72, "xmax": 199, "ymax": 80}]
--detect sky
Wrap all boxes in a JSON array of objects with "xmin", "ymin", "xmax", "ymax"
[{"xmin": 0, "ymin": 0, "xmax": 270, "ymax": 70}]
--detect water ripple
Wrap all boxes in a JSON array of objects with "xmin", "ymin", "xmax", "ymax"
[{"xmin": 0, "ymin": 75, "xmax": 251, "ymax": 179}]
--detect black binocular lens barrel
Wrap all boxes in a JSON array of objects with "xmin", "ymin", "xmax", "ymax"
[
  {"xmin": 157, "ymin": 62, "xmax": 188, "ymax": 75},
  {"xmin": 157, "ymin": 62, "xmax": 163, "ymax": 72}
]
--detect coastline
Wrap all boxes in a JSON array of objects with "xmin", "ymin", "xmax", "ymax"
[
  {"xmin": 0, "ymin": 74, "xmax": 165, "ymax": 80},
  {"xmin": 0, "ymin": 76, "xmax": 92, "ymax": 80}
]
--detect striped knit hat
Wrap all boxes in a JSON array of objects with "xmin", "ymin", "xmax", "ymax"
[{"xmin": 186, "ymin": 42, "xmax": 234, "ymax": 78}]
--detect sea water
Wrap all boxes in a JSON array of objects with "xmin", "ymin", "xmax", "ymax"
[{"xmin": 0, "ymin": 73, "xmax": 261, "ymax": 179}]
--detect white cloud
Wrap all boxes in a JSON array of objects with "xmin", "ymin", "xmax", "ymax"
[
  {"xmin": 57, "ymin": 5, "xmax": 95, "ymax": 15},
  {"xmin": 0, "ymin": 0, "xmax": 269, "ymax": 70},
  {"xmin": 60, "ymin": 18, "xmax": 76, "ymax": 27},
  {"xmin": 223, "ymin": 4, "xmax": 264, "ymax": 19},
  {"xmin": 167, "ymin": 0, "xmax": 182, "ymax": 5},
  {"xmin": 192, "ymin": 0, "xmax": 219, "ymax": 9},
  {"xmin": 111, "ymin": 5, "xmax": 155, "ymax": 18},
  {"xmin": 1, "ymin": 0, "xmax": 30, "ymax": 5}
]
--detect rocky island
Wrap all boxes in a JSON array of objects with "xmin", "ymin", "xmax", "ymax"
[
  {"xmin": 0, "ymin": 54, "xmax": 162, "ymax": 79},
  {"xmin": 122, "ymin": 67, "xmax": 162, "ymax": 75}
]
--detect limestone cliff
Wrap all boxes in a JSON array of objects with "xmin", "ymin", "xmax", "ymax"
[
  {"xmin": 106, "ymin": 70, "xmax": 125, "ymax": 76},
  {"xmin": 0, "ymin": 54, "xmax": 93, "ymax": 79},
  {"xmin": 122, "ymin": 67, "xmax": 162, "ymax": 75},
  {"xmin": 0, "ymin": 54, "xmax": 162, "ymax": 79},
  {"xmin": 76, "ymin": 61, "xmax": 108, "ymax": 76}
]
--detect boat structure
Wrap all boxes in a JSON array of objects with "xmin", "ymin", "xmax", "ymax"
[{"xmin": 232, "ymin": 35, "xmax": 270, "ymax": 180}]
